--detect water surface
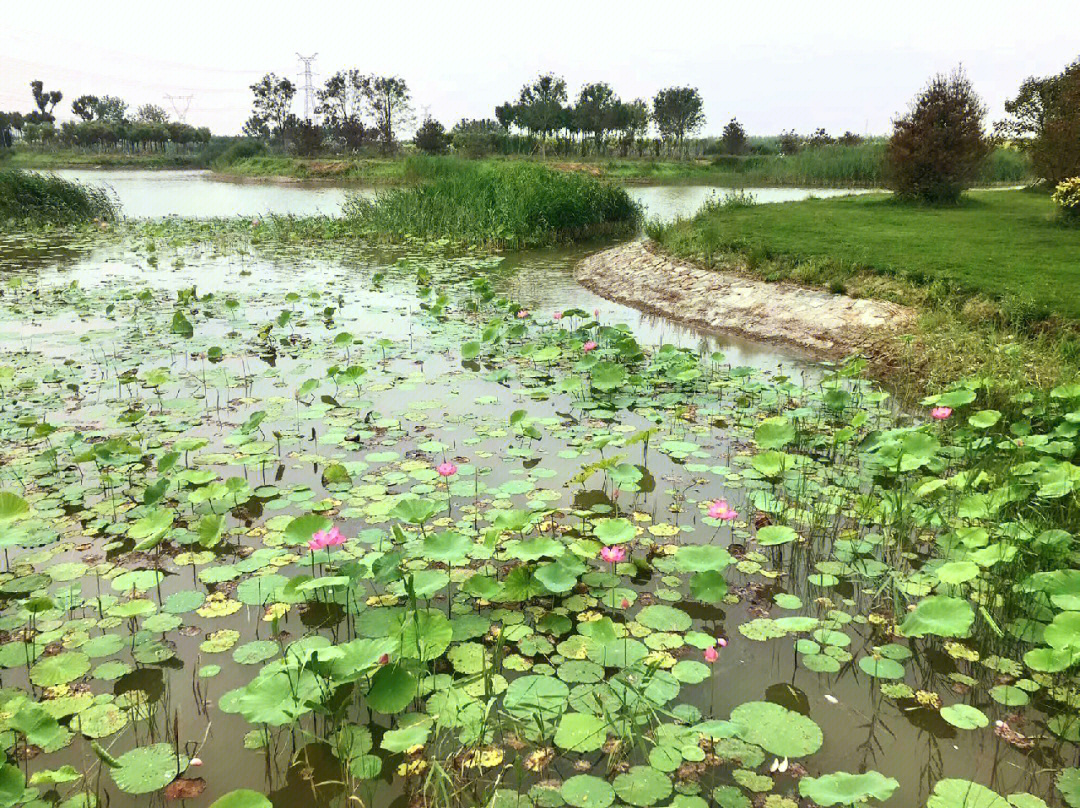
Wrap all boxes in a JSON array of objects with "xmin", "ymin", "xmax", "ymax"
[{"xmin": 48, "ymin": 168, "xmax": 867, "ymax": 220}]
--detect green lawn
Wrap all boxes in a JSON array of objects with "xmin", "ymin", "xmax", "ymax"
[{"xmin": 651, "ymin": 190, "xmax": 1080, "ymax": 320}]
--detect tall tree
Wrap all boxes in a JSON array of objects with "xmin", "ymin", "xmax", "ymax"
[
  {"xmin": 359, "ymin": 75, "xmax": 413, "ymax": 154},
  {"xmin": 248, "ymin": 73, "xmax": 296, "ymax": 139},
  {"xmin": 998, "ymin": 57, "xmax": 1080, "ymax": 185},
  {"xmin": 30, "ymin": 80, "xmax": 62, "ymax": 121},
  {"xmin": 494, "ymin": 102, "xmax": 517, "ymax": 131},
  {"xmin": 614, "ymin": 99, "xmax": 650, "ymax": 156},
  {"xmin": 317, "ymin": 70, "xmax": 363, "ymax": 129},
  {"xmin": 136, "ymin": 104, "xmax": 170, "ymax": 124},
  {"xmin": 652, "ymin": 86, "xmax": 705, "ymax": 157},
  {"xmin": 517, "ymin": 74, "xmax": 567, "ymax": 155},
  {"xmin": 317, "ymin": 70, "xmax": 367, "ymax": 150},
  {"xmin": 93, "ymin": 96, "xmax": 129, "ymax": 123},
  {"xmin": 71, "ymin": 95, "xmax": 99, "ymax": 122},
  {"xmin": 575, "ymin": 82, "xmax": 619, "ymax": 153}
]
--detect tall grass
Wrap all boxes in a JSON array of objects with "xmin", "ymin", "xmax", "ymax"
[
  {"xmin": 341, "ymin": 157, "xmax": 640, "ymax": 248},
  {"xmin": 705, "ymin": 143, "xmax": 1030, "ymax": 187},
  {"xmin": 0, "ymin": 169, "xmax": 118, "ymax": 226}
]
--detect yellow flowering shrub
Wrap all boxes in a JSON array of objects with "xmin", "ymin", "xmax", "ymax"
[{"xmin": 1052, "ymin": 177, "xmax": 1080, "ymax": 224}]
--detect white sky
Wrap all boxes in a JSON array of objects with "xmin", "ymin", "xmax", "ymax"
[{"xmin": 3, "ymin": 0, "xmax": 1078, "ymax": 137}]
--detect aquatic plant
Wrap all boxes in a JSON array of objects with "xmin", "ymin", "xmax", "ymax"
[
  {"xmin": 340, "ymin": 158, "xmax": 641, "ymax": 248},
  {"xmin": 0, "ymin": 168, "xmax": 118, "ymax": 226},
  {"xmin": 0, "ymin": 225, "xmax": 1076, "ymax": 808}
]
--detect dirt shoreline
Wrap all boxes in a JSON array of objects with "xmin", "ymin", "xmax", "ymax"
[{"xmin": 576, "ymin": 240, "xmax": 915, "ymax": 359}]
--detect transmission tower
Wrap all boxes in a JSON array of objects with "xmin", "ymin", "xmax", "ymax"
[
  {"xmin": 164, "ymin": 94, "xmax": 194, "ymax": 123},
  {"xmin": 296, "ymin": 53, "xmax": 318, "ymax": 120}
]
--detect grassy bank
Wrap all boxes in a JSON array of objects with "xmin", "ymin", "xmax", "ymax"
[
  {"xmin": 2, "ymin": 146, "xmax": 227, "ymax": 171},
  {"xmin": 212, "ymin": 144, "xmax": 1030, "ymax": 188},
  {"xmin": 648, "ymin": 189, "xmax": 1080, "ymax": 400},
  {"xmin": 339, "ymin": 158, "xmax": 639, "ymax": 248},
  {"xmin": 0, "ymin": 169, "xmax": 118, "ymax": 227},
  {"xmin": 7, "ymin": 143, "xmax": 1031, "ymax": 188}
]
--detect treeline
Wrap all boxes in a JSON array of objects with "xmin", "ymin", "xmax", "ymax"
[
  {"xmin": 0, "ymin": 81, "xmax": 211, "ymax": 152},
  {"xmin": 240, "ymin": 68, "xmax": 713, "ymax": 158}
]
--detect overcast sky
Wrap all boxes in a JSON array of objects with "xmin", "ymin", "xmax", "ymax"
[{"xmin": 3, "ymin": 0, "xmax": 1078, "ymax": 137}]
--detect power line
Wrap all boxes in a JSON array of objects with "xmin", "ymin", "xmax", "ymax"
[
  {"xmin": 296, "ymin": 53, "xmax": 318, "ymax": 120},
  {"xmin": 164, "ymin": 94, "xmax": 194, "ymax": 123}
]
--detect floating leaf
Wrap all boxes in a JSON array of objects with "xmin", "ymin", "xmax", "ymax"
[
  {"xmin": 111, "ymin": 743, "xmax": 189, "ymax": 794},
  {"xmin": 730, "ymin": 701, "xmax": 823, "ymax": 758},
  {"xmin": 898, "ymin": 596, "xmax": 974, "ymax": 638},
  {"xmin": 799, "ymin": 771, "xmax": 900, "ymax": 806}
]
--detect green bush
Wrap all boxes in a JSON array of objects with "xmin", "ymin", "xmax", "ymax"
[
  {"xmin": 342, "ymin": 157, "xmax": 640, "ymax": 248},
  {"xmin": 212, "ymin": 139, "xmax": 268, "ymax": 168},
  {"xmin": 886, "ymin": 69, "xmax": 992, "ymax": 203},
  {"xmin": 0, "ymin": 169, "xmax": 118, "ymax": 226}
]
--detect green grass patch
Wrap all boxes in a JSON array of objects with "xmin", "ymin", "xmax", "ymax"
[
  {"xmin": 651, "ymin": 190, "xmax": 1076, "ymax": 319},
  {"xmin": 3, "ymin": 147, "xmax": 219, "ymax": 170},
  {"xmin": 340, "ymin": 158, "xmax": 640, "ymax": 249},
  {"xmin": 649, "ymin": 189, "xmax": 1080, "ymax": 399},
  {"xmin": 0, "ymin": 168, "xmax": 118, "ymax": 227}
]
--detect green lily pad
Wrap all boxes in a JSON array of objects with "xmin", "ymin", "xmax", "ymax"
[
  {"xmin": 799, "ymin": 771, "xmax": 900, "ymax": 806},
  {"xmin": 562, "ymin": 775, "xmax": 616, "ymax": 808},
  {"xmin": 110, "ymin": 743, "xmax": 189, "ymax": 794},
  {"xmin": 612, "ymin": 766, "xmax": 672, "ymax": 807},
  {"xmin": 730, "ymin": 701, "xmax": 823, "ymax": 758}
]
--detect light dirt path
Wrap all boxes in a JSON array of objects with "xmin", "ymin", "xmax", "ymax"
[{"xmin": 576, "ymin": 241, "xmax": 915, "ymax": 357}]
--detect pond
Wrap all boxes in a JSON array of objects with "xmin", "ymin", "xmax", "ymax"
[
  {"xmin": 0, "ymin": 218, "xmax": 1069, "ymax": 808},
  {"xmin": 46, "ymin": 169, "xmax": 869, "ymax": 220}
]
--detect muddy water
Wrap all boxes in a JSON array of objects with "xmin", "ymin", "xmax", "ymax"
[
  {"xmin": 46, "ymin": 169, "xmax": 868, "ymax": 221},
  {"xmin": 0, "ymin": 233, "xmax": 1052, "ymax": 808}
]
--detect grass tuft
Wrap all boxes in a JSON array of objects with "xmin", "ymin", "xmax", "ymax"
[
  {"xmin": 340, "ymin": 157, "xmax": 641, "ymax": 249},
  {"xmin": 0, "ymin": 169, "xmax": 118, "ymax": 227}
]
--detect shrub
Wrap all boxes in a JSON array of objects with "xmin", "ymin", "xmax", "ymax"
[
  {"xmin": 414, "ymin": 119, "xmax": 449, "ymax": 155},
  {"xmin": 885, "ymin": 68, "xmax": 991, "ymax": 204},
  {"xmin": 341, "ymin": 158, "xmax": 639, "ymax": 248},
  {"xmin": 0, "ymin": 169, "xmax": 118, "ymax": 225},
  {"xmin": 213, "ymin": 139, "xmax": 268, "ymax": 167},
  {"xmin": 721, "ymin": 119, "xmax": 748, "ymax": 155},
  {"xmin": 451, "ymin": 119, "xmax": 506, "ymax": 158},
  {"xmin": 778, "ymin": 130, "xmax": 802, "ymax": 154},
  {"xmin": 1052, "ymin": 177, "xmax": 1080, "ymax": 225}
]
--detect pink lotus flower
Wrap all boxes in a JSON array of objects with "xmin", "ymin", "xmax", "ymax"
[
  {"xmin": 600, "ymin": 545, "xmax": 626, "ymax": 564},
  {"xmin": 516, "ymin": 310, "xmax": 529, "ymax": 319},
  {"xmin": 708, "ymin": 499, "xmax": 737, "ymax": 521},
  {"xmin": 620, "ymin": 597, "xmax": 630, "ymax": 609},
  {"xmin": 582, "ymin": 341, "xmax": 598, "ymax": 353},
  {"xmin": 437, "ymin": 461, "xmax": 458, "ymax": 477},
  {"xmin": 931, "ymin": 406, "xmax": 952, "ymax": 420},
  {"xmin": 379, "ymin": 653, "xmax": 389, "ymax": 665},
  {"xmin": 704, "ymin": 646, "xmax": 718, "ymax": 663},
  {"xmin": 553, "ymin": 311, "xmax": 563, "ymax": 321},
  {"xmin": 309, "ymin": 525, "xmax": 346, "ymax": 551},
  {"xmin": 190, "ymin": 757, "xmax": 203, "ymax": 767},
  {"xmin": 593, "ymin": 308, "xmax": 600, "ymax": 318},
  {"xmin": 717, "ymin": 637, "xmax": 728, "ymax": 648}
]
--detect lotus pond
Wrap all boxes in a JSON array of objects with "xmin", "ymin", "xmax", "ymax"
[{"xmin": 1, "ymin": 223, "xmax": 1080, "ymax": 808}]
